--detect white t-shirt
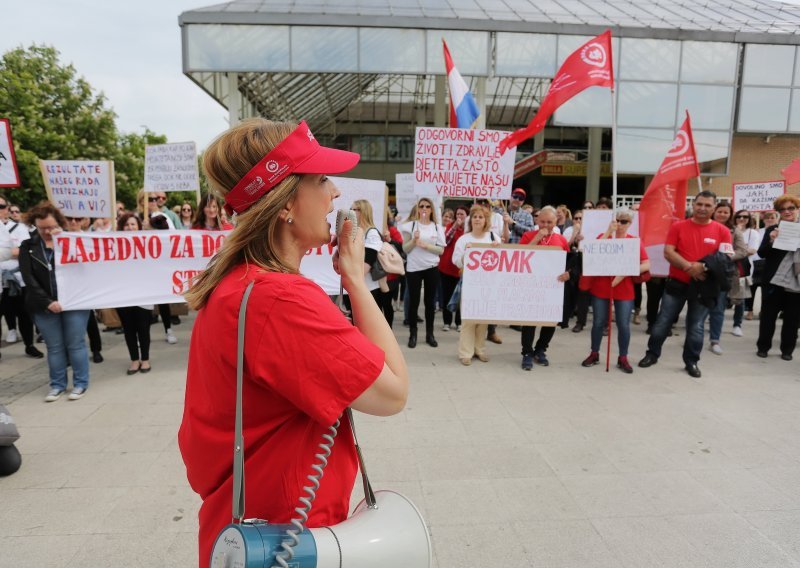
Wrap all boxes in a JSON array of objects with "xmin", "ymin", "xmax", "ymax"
[
  {"xmin": 401, "ymin": 221, "xmax": 446, "ymax": 273},
  {"xmin": 490, "ymin": 211, "xmax": 504, "ymax": 237},
  {"xmin": 452, "ymin": 231, "xmax": 501, "ymax": 269},
  {"xmin": 0, "ymin": 220, "xmax": 30, "ymax": 286},
  {"xmin": 364, "ymin": 227, "xmax": 384, "ymax": 292}
]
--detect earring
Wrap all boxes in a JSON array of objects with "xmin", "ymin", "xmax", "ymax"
[{"xmin": 287, "ymin": 218, "xmax": 293, "ymax": 224}]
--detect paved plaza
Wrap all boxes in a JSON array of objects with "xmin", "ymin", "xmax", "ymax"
[{"xmin": 1, "ymin": 306, "xmax": 799, "ymax": 567}]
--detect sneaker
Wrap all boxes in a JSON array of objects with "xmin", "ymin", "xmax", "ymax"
[
  {"xmin": 44, "ymin": 388, "xmax": 64, "ymax": 402},
  {"xmin": 455, "ymin": 325, "xmax": 462, "ymax": 332},
  {"xmin": 442, "ymin": 324, "xmax": 450, "ymax": 332},
  {"xmin": 521, "ymin": 354, "xmax": 533, "ymax": 371},
  {"xmin": 68, "ymin": 387, "xmax": 86, "ymax": 401},
  {"xmin": 460, "ymin": 357, "xmax": 472, "ymax": 366},
  {"xmin": 617, "ymin": 356, "xmax": 634, "ymax": 374},
  {"xmin": 25, "ymin": 345, "xmax": 44, "ymax": 358},
  {"xmin": 533, "ymin": 351, "xmax": 549, "ymax": 366},
  {"xmin": 731, "ymin": 326, "xmax": 743, "ymax": 337},
  {"xmin": 92, "ymin": 351, "xmax": 104, "ymax": 363},
  {"xmin": 709, "ymin": 342, "xmax": 723, "ymax": 355},
  {"xmin": 581, "ymin": 351, "xmax": 600, "ymax": 367},
  {"xmin": 5, "ymin": 329, "xmax": 18, "ymax": 343},
  {"xmin": 166, "ymin": 329, "xmax": 178, "ymax": 344}
]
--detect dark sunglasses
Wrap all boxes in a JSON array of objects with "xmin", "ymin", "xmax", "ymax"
[
  {"xmin": 0, "ymin": 204, "xmax": 7, "ymax": 209},
  {"xmin": 418, "ymin": 204, "xmax": 432, "ymax": 209},
  {"xmin": 9, "ymin": 209, "xmax": 20, "ymax": 214},
  {"xmin": 574, "ymin": 216, "xmax": 583, "ymax": 221},
  {"xmin": 512, "ymin": 195, "xmax": 525, "ymax": 200},
  {"xmin": 148, "ymin": 197, "xmax": 159, "ymax": 202},
  {"xmin": 617, "ymin": 219, "xmax": 631, "ymax": 225},
  {"xmin": 65, "ymin": 216, "xmax": 81, "ymax": 222},
  {"xmin": 779, "ymin": 206, "xmax": 797, "ymax": 212},
  {"xmin": 735, "ymin": 215, "xmax": 750, "ymax": 219}
]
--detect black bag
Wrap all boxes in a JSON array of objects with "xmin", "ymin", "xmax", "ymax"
[
  {"xmin": 751, "ymin": 259, "xmax": 766, "ymax": 285},
  {"xmin": 736, "ymin": 257, "xmax": 752, "ymax": 278}
]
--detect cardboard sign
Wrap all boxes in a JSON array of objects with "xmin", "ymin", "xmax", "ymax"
[
  {"xmin": 40, "ymin": 160, "xmax": 115, "ymax": 219},
  {"xmin": 732, "ymin": 180, "xmax": 785, "ymax": 212},
  {"xmin": 580, "ymin": 210, "xmax": 640, "ymax": 242},
  {"xmin": 773, "ymin": 220, "xmax": 800, "ymax": 252},
  {"xmin": 144, "ymin": 142, "xmax": 200, "ymax": 192},
  {"xmin": 645, "ymin": 244, "xmax": 670, "ymax": 277},
  {"xmin": 413, "ymin": 127, "xmax": 516, "ymax": 200},
  {"xmin": 0, "ymin": 119, "xmax": 20, "ymax": 188},
  {"xmin": 53, "ymin": 230, "xmax": 228, "ymax": 310},
  {"xmin": 300, "ymin": 176, "xmax": 387, "ymax": 296},
  {"xmin": 582, "ymin": 238, "xmax": 641, "ymax": 276},
  {"xmin": 461, "ymin": 244, "xmax": 565, "ymax": 325},
  {"xmin": 395, "ymin": 173, "xmax": 443, "ymax": 224}
]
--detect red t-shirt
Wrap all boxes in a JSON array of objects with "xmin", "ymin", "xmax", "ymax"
[
  {"xmin": 665, "ymin": 219, "xmax": 732, "ymax": 284},
  {"xmin": 589, "ymin": 235, "xmax": 649, "ymax": 301},
  {"xmin": 178, "ymin": 265, "xmax": 384, "ymax": 567},
  {"xmin": 438, "ymin": 222, "xmax": 465, "ymax": 277},
  {"xmin": 519, "ymin": 230, "xmax": 570, "ymax": 252}
]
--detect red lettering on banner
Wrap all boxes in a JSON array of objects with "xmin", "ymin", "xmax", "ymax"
[
  {"xmin": 201, "ymin": 234, "xmax": 226, "ymax": 257},
  {"xmin": 467, "ymin": 250, "xmax": 534, "ymax": 273},
  {"xmin": 170, "ymin": 235, "xmax": 196, "ymax": 258},
  {"xmin": 465, "ymin": 250, "xmax": 481, "ymax": 270},
  {"xmin": 147, "ymin": 237, "xmax": 162, "ymax": 257},
  {"xmin": 172, "ymin": 270, "xmax": 204, "ymax": 295},
  {"xmin": 102, "ymin": 238, "xmax": 116, "ymax": 261},
  {"xmin": 117, "ymin": 237, "xmax": 131, "ymax": 260}
]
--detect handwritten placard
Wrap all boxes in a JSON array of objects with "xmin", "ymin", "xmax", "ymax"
[
  {"xmin": 0, "ymin": 119, "xmax": 20, "ymax": 188},
  {"xmin": 40, "ymin": 160, "xmax": 114, "ymax": 219},
  {"xmin": 414, "ymin": 127, "xmax": 516, "ymax": 200},
  {"xmin": 461, "ymin": 244, "xmax": 565, "ymax": 325},
  {"xmin": 580, "ymin": 210, "xmax": 640, "ymax": 241},
  {"xmin": 773, "ymin": 220, "xmax": 800, "ymax": 252},
  {"xmin": 732, "ymin": 180, "xmax": 785, "ymax": 212},
  {"xmin": 582, "ymin": 238, "xmax": 641, "ymax": 276},
  {"xmin": 144, "ymin": 142, "xmax": 200, "ymax": 192}
]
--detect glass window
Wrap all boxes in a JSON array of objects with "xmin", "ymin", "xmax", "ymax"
[
  {"xmin": 557, "ymin": 35, "xmax": 619, "ymax": 78},
  {"xmin": 620, "ymin": 38, "xmax": 680, "ymax": 81},
  {"xmin": 616, "ymin": 128, "xmax": 675, "ymax": 173},
  {"xmin": 742, "ymin": 44, "xmax": 795, "ymax": 86},
  {"xmin": 495, "ymin": 33, "xmax": 556, "ymax": 77},
  {"xmin": 387, "ymin": 136, "xmax": 414, "ymax": 162},
  {"xmin": 427, "ymin": 30, "xmax": 489, "ymax": 76},
  {"xmin": 677, "ymin": 85, "xmax": 734, "ymax": 130},
  {"xmin": 186, "ymin": 25, "xmax": 289, "ymax": 72},
  {"xmin": 680, "ymin": 41, "xmax": 738, "ymax": 84},
  {"xmin": 352, "ymin": 136, "xmax": 386, "ymax": 162},
  {"xmin": 795, "ymin": 48, "xmax": 800, "ymax": 87},
  {"xmin": 790, "ymin": 90, "xmax": 800, "ymax": 132},
  {"xmin": 359, "ymin": 28, "xmax": 426, "ymax": 74},
  {"xmin": 552, "ymin": 86, "xmax": 613, "ymax": 127},
  {"xmin": 692, "ymin": 130, "xmax": 731, "ymax": 174},
  {"xmin": 738, "ymin": 87, "xmax": 790, "ymax": 132},
  {"xmin": 291, "ymin": 27, "xmax": 357, "ymax": 72},
  {"xmin": 618, "ymin": 82, "xmax": 678, "ymax": 128}
]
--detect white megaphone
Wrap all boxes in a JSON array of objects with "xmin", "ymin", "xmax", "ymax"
[{"xmin": 212, "ymin": 490, "xmax": 431, "ymax": 568}]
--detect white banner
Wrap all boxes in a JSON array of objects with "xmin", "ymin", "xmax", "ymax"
[
  {"xmin": 732, "ymin": 180, "xmax": 785, "ymax": 212},
  {"xmin": 300, "ymin": 176, "xmax": 387, "ymax": 296},
  {"xmin": 40, "ymin": 160, "xmax": 115, "ymax": 219},
  {"xmin": 0, "ymin": 119, "xmax": 20, "ymax": 188},
  {"xmin": 54, "ymin": 230, "xmax": 228, "ymax": 310},
  {"xmin": 461, "ymin": 244, "xmax": 565, "ymax": 325},
  {"xmin": 582, "ymin": 238, "xmax": 641, "ymax": 276},
  {"xmin": 413, "ymin": 127, "xmax": 516, "ymax": 200},
  {"xmin": 144, "ymin": 142, "xmax": 200, "ymax": 192}
]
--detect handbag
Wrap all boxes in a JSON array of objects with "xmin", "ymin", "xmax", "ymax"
[
  {"xmin": 0, "ymin": 404, "xmax": 20, "ymax": 446},
  {"xmin": 736, "ymin": 257, "xmax": 752, "ymax": 278},
  {"xmin": 369, "ymin": 229, "xmax": 406, "ymax": 280}
]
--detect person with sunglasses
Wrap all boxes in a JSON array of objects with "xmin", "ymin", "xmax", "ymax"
[
  {"xmin": 503, "ymin": 188, "xmax": 534, "ymax": 244},
  {"xmin": 562, "ymin": 210, "xmax": 591, "ymax": 332},
  {"xmin": 756, "ymin": 194, "xmax": 800, "ymax": 361},
  {"xmin": 178, "ymin": 201, "xmax": 195, "ymax": 229},
  {"xmin": 732, "ymin": 209, "xmax": 760, "ymax": 334},
  {"xmin": 137, "ymin": 190, "xmax": 176, "ymax": 229}
]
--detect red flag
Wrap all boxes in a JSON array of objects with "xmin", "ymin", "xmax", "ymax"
[
  {"xmin": 499, "ymin": 30, "xmax": 614, "ymax": 153},
  {"xmin": 782, "ymin": 158, "xmax": 800, "ymax": 186},
  {"xmin": 638, "ymin": 112, "xmax": 700, "ymax": 249}
]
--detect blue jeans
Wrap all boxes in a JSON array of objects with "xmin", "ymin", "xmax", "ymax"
[
  {"xmin": 591, "ymin": 297, "xmax": 634, "ymax": 356},
  {"xmin": 33, "ymin": 310, "xmax": 91, "ymax": 391},
  {"xmin": 646, "ymin": 286, "xmax": 710, "ymax": 366},
  {"xmin": 733, "ymin": 302, "xmax": 744, "ymax": 328},
  {"xmin": 708, "ymin": 290, "xmax": 727, "ymax": 342}
]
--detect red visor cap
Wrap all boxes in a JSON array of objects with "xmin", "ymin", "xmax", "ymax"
[{"xmin": 224, "ymin": 120, "xmax": 360, "ymax": 215}]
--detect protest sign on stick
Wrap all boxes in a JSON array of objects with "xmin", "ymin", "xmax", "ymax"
[
  {"xmin": 732, "ymin": 180, "xmax": 785, "ymax": 212},
  {"xmin": 0, "ymin": 119, "xmax": 21, "ymax": 188},
  {"xmin": 582, "ymin": 238, "xmax": 641, "ymax": 276},
  {"xmin": 461, "ymin": 244, "xmax": 565, "ymax": 325},
  {"xmin": 40, "ymin": 160, "xmax": 115, "ymax": 219},
  {"xmin": 414, "ymin": 127, "xmax": 516, "ymax": 200},
  {"xmin": 144, "ymin": 142, "xmax": 200, "ymax": 193}
]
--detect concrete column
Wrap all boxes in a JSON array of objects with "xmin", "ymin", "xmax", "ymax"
[
  {"xmin": 475, "ymin": 77, "xmax": 487, "ymax": 129},
  {"xmin": 586, "ymin": 127, "xmax": 602, "ymax": 204},
  {"xmin": 228, "ymin": 73, "xmax": 241, "ymax": 127},
  {"xmin": 434, "ymin": 75, "xmax": 446, "ymax": 127},
  {"xmin": 533, "ymin": 130, "xmax": 545, "ymax": 152}
]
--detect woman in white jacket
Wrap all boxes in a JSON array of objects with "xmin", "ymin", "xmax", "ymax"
[{"xmin": 452, "ymin": 204, "xmax": 501, "ymax": 365}]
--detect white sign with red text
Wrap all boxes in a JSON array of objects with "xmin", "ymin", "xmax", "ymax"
[
  {"xmin": 54, "ymin": 230, "xmax": 228, "ymax": 310},
  {"xmin": 461, "ymin": 244, "xmax": 566, "ymax": 325},
  {"xmin": 39, "ymin": 160, "xmax": 115, "ymax": 219},
  {"xmin": 0, "ymin": 119, "xmax": 21, "ymax": 188},
  {"xmin": 732, "ymin": 180, "xmax": 785, "ymax": 212},
  {"xmin": 300, "ymin": 176, "xmax": 386, "ymax": 296},
  {"xmin": 414, "ymin": 127, "xmax": 516, "ymax": 200},
  {"xmin": 144, "ymin": 142, "xmax": 200, "ymax": 192}
]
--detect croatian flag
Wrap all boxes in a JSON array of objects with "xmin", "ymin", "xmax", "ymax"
[{"xmin": 443, "ymin": 40, "xmax": 480, "ymax": 129}]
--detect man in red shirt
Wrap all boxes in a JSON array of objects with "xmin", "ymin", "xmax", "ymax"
[
  {"xmin": 518, "ymin": 206, "xmax": 571, "ymax": 371},
  {"xmin": 638, "ymin": 191, "xmax": 733, "ymax": 378}
]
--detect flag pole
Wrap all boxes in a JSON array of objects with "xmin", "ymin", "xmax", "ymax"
[{"xmin": 611, "ymin": 86, "xmax": 618, "ymax": 215}]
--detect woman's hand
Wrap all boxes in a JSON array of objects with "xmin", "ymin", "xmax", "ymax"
[
  {"xmin": 557, "ymin": 271, "xmax": 570, "ymax": 282},
  {"xmin": 770, "ymin": 229, "xmax": 779, "ymax": 242},
  {"xmin": 47, "ymin": 301, "xmax": 63, "ymax": 313},
  {"xmin": 611, "ymin": 275, "xmax": 625, "ymax": 288},
  {"xmin": 333, "ymin": 220, "xmax": 367, "ymax": 291}
]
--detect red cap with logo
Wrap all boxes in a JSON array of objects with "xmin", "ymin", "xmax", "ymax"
[{"xmin": 224, "ymin": 120, "xmax": 360, "ymax": 215}]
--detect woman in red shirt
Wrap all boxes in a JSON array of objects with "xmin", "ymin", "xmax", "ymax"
[
  {"xmin": 581, "ymin": 208, "xmax": 649, "ymax": 373},
  {"xmin": 438, "ymin": 205, "xmax": 468, "ymax": 332},
  {"xmin": 178, "ymin": 119, "xmax": 409, "ymax": 567},
  {"xmin": 192, "ymin": 194, "xmax": 233, "ymax": 230}
]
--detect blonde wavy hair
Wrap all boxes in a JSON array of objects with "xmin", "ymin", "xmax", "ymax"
[
  {"xmin": 185, "ymin": 118, "xmax": 302, "ymax": 310},
  {"xmin": 351, "ymin": 199, "xmax": 376, "ymax": 231}
]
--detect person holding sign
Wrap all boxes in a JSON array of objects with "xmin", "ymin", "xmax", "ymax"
[
  {"xmin": 580, "ymin": 209, "xmax": 649, "ymax": 374},
  {"xmin": 178, "ymin": 119, "xmax": 408, "ymax": 565},
  {"xmin": 18, "ymin": 202, "xmax": 92, "ymax": 402},
  {"xmin": 756, "ymin": 194, "xmax": 800, "ymax": 361},
  {"xmin": 452, "ymin": 204, "xmax": 501, "ymax": 365},
  {"xmin": 401, "ymin": 197, "xmax": 446, "ymax": 348},
  {"xmin": 518, "ymin": 206, "xmax": 571, "ymax": 371},
  {"xmin": 439, "ymin": 206, "xmax": 467, "ymax": 332}
]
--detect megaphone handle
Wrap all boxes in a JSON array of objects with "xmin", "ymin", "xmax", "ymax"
[{"xmin": 346, "ymin": 408, "xmax": 377, "ymax": 509}]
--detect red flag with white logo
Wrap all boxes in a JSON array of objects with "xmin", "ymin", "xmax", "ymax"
[
  {"xmin": 781, "ymin": 157, "xmax": 800, "ymax": 186},
  {"xmin": 638, "ymin": 112, "xmax": 700, "ymax": 274},
  {"xmin": 499, "ymin": 30, "xmax": 614, "ymax": 153}
]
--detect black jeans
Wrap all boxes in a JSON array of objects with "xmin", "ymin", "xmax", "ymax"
[
  {"xmin": 0, "ymin": 288, "xmax": 34, "ymax": 347},
  {"xmin": 646, "ymin": 278, "xmax": 667, "ymax": 328},
  {"xmin": 521, "ymin": 326, "xmax": 556, "ymax": 356},
  {"xmin": 406, "ymin": 266, "xmax": 439, "ymax": 334},
  {"xmin": 158, "ymin": 304, "xmax": 172, "ymax": 333},
  {"xmin": 757, "ymin": 284, "xmax": 800, "ymax": 356},
  {"xmin": 440, "ymin": 272, "xmax": 461, "ymax": 327},
  {"xmin": 87, "ymin": 310, "xmax": 102, "ymax": 354},
  {"xmin": 116, "ymin": 306, "xmax": 151, "ymax": 361},
  {"xmin": 380, "ymin": 281, "xmax": 399, "ymax": 328}
]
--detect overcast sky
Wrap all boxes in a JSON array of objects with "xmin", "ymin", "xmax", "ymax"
[{"xmin": 2, "ymin": 1, "xmax": 799, "ymax": 152}]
